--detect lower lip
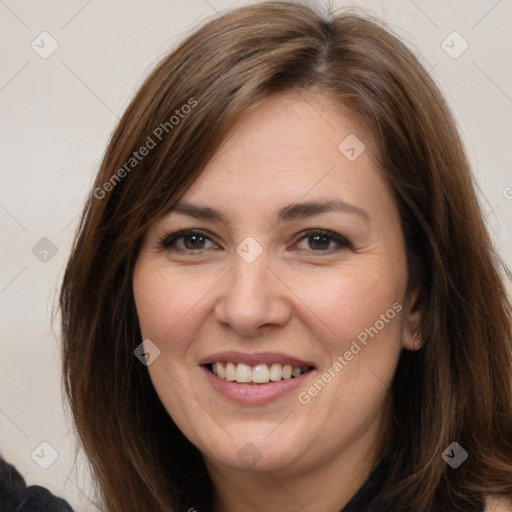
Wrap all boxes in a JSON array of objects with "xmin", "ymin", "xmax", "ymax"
[{"xmin": 202, "ymin": 366, "xmax": 314, "ymax": 404}]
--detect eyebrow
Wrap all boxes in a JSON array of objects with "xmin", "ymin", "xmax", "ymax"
[{"xmin": 171, "ymin": 199, "xmax": 370, "ymax": 224}]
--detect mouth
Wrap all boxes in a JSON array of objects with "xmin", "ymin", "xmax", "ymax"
[
  {"xmin": 198, "ymin": 351, "xmax": 316, "ymax": 403},
  {"xmin": 205, "ymin": 362, "xmax": 314, "ymax": 384}
]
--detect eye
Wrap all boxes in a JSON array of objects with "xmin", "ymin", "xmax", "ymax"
[
  {"xmin": 294, "ymin": 230, "xmax": 351, "ymax": 252},
  {"xmin": 159, "ymin": 229, "xmax": 218, "ymax": 252},
  {"xmin": 158, "ymin": 228, "xmax": 351, "ymax": 254}
]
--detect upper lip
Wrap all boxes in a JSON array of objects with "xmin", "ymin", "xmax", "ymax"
[{"xmin": 198, "ymin": 351, "xmax": 316, "ymax": 368}]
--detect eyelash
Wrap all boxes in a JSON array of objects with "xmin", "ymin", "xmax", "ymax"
[{"xmin": 157, "ymin": 228, "xmax": 352, "ymax": 254}]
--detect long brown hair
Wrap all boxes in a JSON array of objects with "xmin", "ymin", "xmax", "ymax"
[{"xmin": 60, "ymin": 2, "xmax": 512, "ymax": 510}]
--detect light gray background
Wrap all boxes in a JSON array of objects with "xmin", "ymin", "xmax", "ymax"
[{"xmin": 1, "ymin": 1, "xmax": 511, "ymax": 510}]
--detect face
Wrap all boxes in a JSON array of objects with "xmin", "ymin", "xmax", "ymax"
[{"xmin": 133, "ymin": 93, "xmax": 420, "ymax": 479}]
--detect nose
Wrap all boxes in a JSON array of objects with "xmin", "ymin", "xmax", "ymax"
[{"xmin": 213, "ymin": 250, "xmax": 291, "ymax": 338}]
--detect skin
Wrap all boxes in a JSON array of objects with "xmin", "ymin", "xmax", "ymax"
[
  {"xmin": 133, "ymin": 92, "xmax": 422, "ymax": 512},
  {"xmin": 485, "ymin": 495, "xmax": 512, "ymax": 512}
]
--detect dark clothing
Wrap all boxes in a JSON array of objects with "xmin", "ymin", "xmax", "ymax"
[
  {"xmin": 0, "ymin": 457, "xmax": 75, "ymax": 512},
  {"xmin": 2, "ymin": 455, "xmax": 389, "ymax": 511},
  {"xmin": 340, "ymin": 456, "xmax": 485, "ymax": 512},
  {"xmin": 340, "ymin": 456, "xmax": 390, "ymax": 512},
  {"xmin": 1, "ymin": 454, "xmax": 485, "ymax": 511}
]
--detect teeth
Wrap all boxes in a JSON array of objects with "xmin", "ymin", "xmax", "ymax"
[
  {"xmin": 269, "ymin": 363, "xmax": 282, "ymax": 382},
  {"xmin": 225, "ymin": 362, "xmax": 236, "ymax": 381},
  {"xmin": 235, "ymin": 363, "xmax": 252, "ymax": 383},
  {"xmin": 282, "ymin": 364, "xmax": 292, "ymax": 379},
  {"xmin": 212, "ymin": 362, "xmax": 225, "ymax": 379},
  {"xmin": 252, "ymin": 364, "xmax": 270, "ymax": 383},
  {"xmin": 210, "ymin": 362, "xmax": 309, "ymax": 384}
]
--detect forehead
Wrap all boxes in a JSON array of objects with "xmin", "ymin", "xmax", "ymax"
[
  {"xmin": 179, "ymin": 93, "xmax": 394, "ymax": 223},
  {"xmin": 205, "ymin": 92, "xmax": 370, "ymax": 175}
]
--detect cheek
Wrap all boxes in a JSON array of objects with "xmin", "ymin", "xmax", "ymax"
[
  {"xmin": 133, "ymin": 261, "xmax": 216, "ymax": 350},
  {"xmin": 132, "ymin": 261, "xmax": 216, "ymax": 429},
  {"xmin": 290, "ymin": 270, "xmax": 404, "ymax": 441},
  {"xmin": 289, "ymin": 263, "xmax": 405, "ymax": 357}
]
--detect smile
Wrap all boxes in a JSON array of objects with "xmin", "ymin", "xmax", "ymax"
[
  {"xmin": 208, "ymin": 362, "xmax": 312, "ymax": 384},
  {"xmin": 199, "ymin": 351, "xmax": 316, "ymax": 403}
]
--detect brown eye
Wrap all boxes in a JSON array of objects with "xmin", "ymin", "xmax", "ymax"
[
  {"xmin": 161, "ymin": 230, "xmax": 217, "ymax": 251},
  {"xmin": 295, "ymin": 230, "xmax": 351, "ymax": 252},
  {"xmin": 181, "ymin": 233, "xmax": 207, "ymax": 250}
]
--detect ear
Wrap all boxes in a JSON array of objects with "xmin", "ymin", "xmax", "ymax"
[{"xmin": 402, "ymin": 287, "xmax": 423, "ymax": 351}]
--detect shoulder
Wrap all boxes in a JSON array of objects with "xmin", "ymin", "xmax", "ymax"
[
  {"xmin": 0, "ymin": 456, "xmax": 76, "ymax": 512},
  {"xmin": 485, "ymin": 494, "xmax": 512, "ymax": 512}
]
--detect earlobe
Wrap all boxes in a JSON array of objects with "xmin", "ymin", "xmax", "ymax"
[
  {"xmin": 403, "ymin": 327, "xmax": 424, "ymax": 351},
  {"xmin": 402, "ymin": 288, "xmax": 424, "ymax": 351},
  {"xmin": 412, "ymin": 331, "xmax": 423, "ymax": 350}
]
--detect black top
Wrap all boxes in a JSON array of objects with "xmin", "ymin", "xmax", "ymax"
[
  {"xmin": 340, "ymin": 456, "xmax": 486, "ymax": 512},
  {"xmin": 0, "ymin": 457, "xmax": 75, "ymax": 512},
  {"xmin": 340, "ymin": 456, "xmax": 390, "ymax": 512},
  {"xmin": 0, "ymin": 455, "xmax": 389, "ymax": 512},
  {"xmin": 1, "ymin": 454, "xmax": 486, "ymax": 511}
]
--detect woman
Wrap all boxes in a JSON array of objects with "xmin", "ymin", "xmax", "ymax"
[{"xmin": 59, "ymin": 1, "xmax": 512, "ymax": 511}]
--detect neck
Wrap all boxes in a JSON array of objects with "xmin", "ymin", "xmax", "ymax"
[{"xmin": 207, "ymin": 426, "xmax": 386, "ymax": 512}]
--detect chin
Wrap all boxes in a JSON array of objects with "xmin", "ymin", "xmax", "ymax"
[{"xmin": 200, "ymin": 425, "xmax": 307, "ymax": 473}]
